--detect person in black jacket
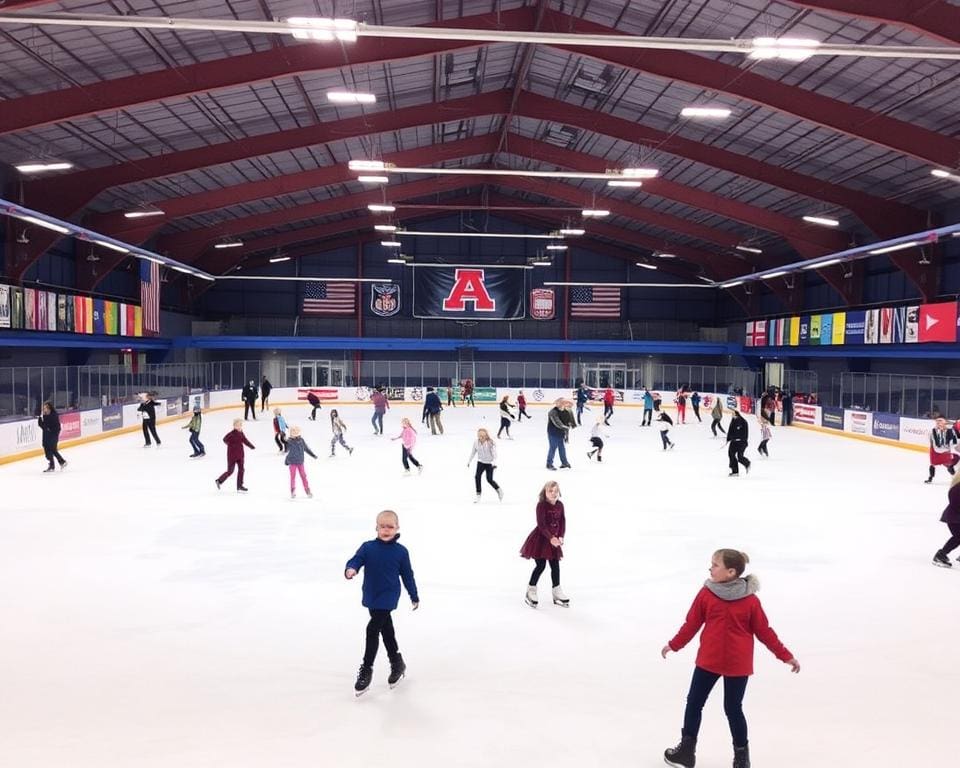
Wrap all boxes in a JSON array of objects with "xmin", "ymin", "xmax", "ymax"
[
  {"xmin": 422, "ymin": 387, "xmax": 444, "ymax": 435},
  {"xmin": 138, "ymin": 392, "xmax": 161, "ymax": 447},
  {"xmin": 241, "ymin": 380, "xmax": 258, "ymax": 420},
  {"xmin": 39, "ymin": 401, "xmax": 67, "ymax": 472},
  {"xmin": 726, "ymin": 408, "xmax": 751, "ymax": 477},
  {"xmin": 306, "ymin": 391, "xmax": 321, "ymax": 420},
  {"xmin": 260, "ymin": 376, "xmax": 273, "ymax": 412}
]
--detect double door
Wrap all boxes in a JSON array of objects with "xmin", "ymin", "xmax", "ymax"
[{"xmin": 298, "ymin": 360, "xmax": 346, "ymax": 387}]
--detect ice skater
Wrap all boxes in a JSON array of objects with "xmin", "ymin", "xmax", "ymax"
[
  {"xmin": 517, "ymin": 390, "xmax": 532, "ymax": 420},
  {"xmin": 216, "ymin": 418, "xmax": 255, "ymax": 492},
  {"xmin": 933, "ymin": 473, "xmax": 960, "ymax": 567},
  {"xmin": 675, "ymin": 388, "xmax": 687, "ymax": 425},
  {"xmin": 603, "ymin": 386, "xmax": 615, "ymax": 425},
  {"xmin": 422, "ymin": 387, "xmax": 444, "ymax": 435},
  {"xmin": 260, "ymin": 376, "xmax": 272, "ymax": 412},
  {"xmin": 690, "ymin": 391, "xmax": 702, "ymax": 422},
  {"xmin": 467, "ymin": 428, "xmax": 502, "ymax": 502},
  {"xmin": 462, "ymin": 378, "xmax": 475, "ymax": 407},
  {"xmin": 726, "ymin": 408, "xmax": 751, "ymax": 477},
  {"xmin": 371, "ymin": 385, "xmax": 389, "ymax": 435},
  {"xmin": 710, "ymin": 398, "xmax": 726, "ymax": 438},
  {"xmin": 138, "ymin": 392, "xmax": 161, "ymax": 446},
  {"xmin": 329, "ymin": 409, "xmax": 354, "ymax": 456},
  {"xmin": 575, "ymin": 382, "xmax": 590, "ymax": 426},
  {"xmin": 520, "ymin": 480, "xmax": 569, "ymax": 608},
  {"xmin": 587, "ymin": 414, "xmax": 608, "ymax": 462},
  {"xmin": 272, "ymin": 408, "xmax": 288, "ymax": 453},
  {"xmin": 497, "ymin": 395, "xmax": 515, "ymax": 438},
  {"xmin": 285, "ymin": 425, "xmax": 316, "ymax": 498},
  {"xmin": 241, "ymin": 380, "xmax": 258, "ymax": 420},
  {"xmin": 545, "ymin": 398, "xmax": 575, "ymax": 470},
  {"xmin": 345, "ymin": 510, "xmax": 419, "ymax": 695},
  {"xmin": 38, "ymin": 401, "xmax": 67, "ymax": 472},
  {"xmin": 641, "ymin": 388, "xmax": 654, "ymax": 426},
  {"xmin": 661, "ymin": 549, "xmax": 800, "ymax": 768},
  {"xmin": 925, "ymin": 417, "xmax": 958, "ymax": 484},
  {"xmin": 306, "ymin": 391, "xmax": 322, "ymax": 420},
  {"xmin": 392, "ymin": 417, "xmax": 422, "ymax": 475},
  {"xmin": 658, "ymin": 410, "xmax": 675, "ymax": 450},
  {"xmin": 757, "ymin": 416, "xmax": 772, "ymax": 457},
  {"xmin": 446, "ymin": 378, "xmax": 457, "ymax": 408},
  {"xmin": 182, "ymin": 405, "xmax": 205, "ymax": 457}
]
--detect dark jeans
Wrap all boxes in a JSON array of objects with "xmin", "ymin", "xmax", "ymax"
[
  {"xmin": 401, "ymin": 446, "xmax": 421, "ymax": 470},
  {"xmin": 310, "ymin": 404, "xmax": 320, "ymax": 420},
  {"xmin": 518, "ymin": 405, "xmax": 531, "ymax": 419},
  {"xmin": 260, "ymin": 395, "xmax": 270, "ymax": 411},
  {"xmin": 188, "ymin": 433, "xmax": 205, "ymax": 455},
  {"xmin": 474, "ymin": 462, "xmax": 500, "ymax": 493},
  {"xmin": 43, "ymin": 442, "xmax": 65, "ymax": 467},
  {"xmin": 941, "ymin": 521, "xmax": 960, "ymax": 556},
  {"xmin": 660, "ymin": 430, "xmax": 672, "ymax": 449},
  {"xmin": 363, "ymin": 609, "xmax": 399, "ymax": 667},
  {"xmin": 758, "ymin": 439, "xmax": 769, "ymax": 456},
  {"xmin": 497, "ymin": 417, "xmax": 511, "ymax": 437},
  {"xmin": 529, "ymin": 558, "xmax": 560, "ymax": 587},
  {"xmin": 576, "ymin": 403, "xmax": 585, "ymax": 425},
  {"xmin": 372, "ymin": 411, "xmax": 384, "ymax": 434},
  {"xmin": 603, "ymin": 403, "xmax": 613, "ymax": 424},
  {"xmin": 692, "ymin": 404, "xmax": 701, "ymax": 422},
  {"xmin": 783, "ymin": 407, "xmax": 793, "ymax": 426},
  {"xmin": 243, "ymin": 400, "xmax": 256, "ymax": 420},
  {"xmin": 728, "ymin": 440, "xmax": 750, "ymax": 474},
  {"xmin": 711, "ymin": 418, "xmax": 726, "ymax": 436},
  {"xmin": 546, "ymin": 433, "xmax": 568, "ymax": 468},
  {"xmin": 217, "ymin": 457, "xmax": 245, "ymax": 488},
  {"xmin": 274, "ymin": 433, "xmax": 287, "ymax": 452},
  {"xmin": 589, "ymin": 436, "xmax": 604, "ymax": 456},
  {"xmin": 682, "ymin": 666, "xmax": 749, "ymax": 748},
  {"xmin": 142, "ymin": 419, "xmax": 160, "ymax": 445},
  {"xmin": 642, "ymin": 408, "xmax": 652, "ymax": 426}
]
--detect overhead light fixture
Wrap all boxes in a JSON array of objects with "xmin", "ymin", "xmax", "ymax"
[
  {"xmin": 868, "ymin": 241, "xmax": 921, "ymax": 255},
  {"xmin": 749, "ymin": 37, "xmax": 820, "ymax": 61},
  {"xmin": 802, "ymin": 215, "xmax": 840, "ymax": 227},
  {"xmin": 931, "ymin": 169, "xmax": 960, "ymax": 182},
  {"xmin": 269, "ymin": 255, "xmax": 291, "ymax": 263},
  {"xmin": 387, "ymin": 257, "xmax": 407, "ymax": 264},
  {"xmin": 801, "ymin": 258, "xmax": 842, "ymax": 270},
  {"xmin": 607, "ymin": 180, "xmax": 643, "ymax": 188},
  {"xmin": 214, "ymin": 238, "xmax": 244, "ymax": 249},
  {"xmin": 13, "ymin": 214, "xmax": 71, "ymax": 235},
  {"xmin": 656, "ymin": 252, "xmax": 676, "ymax": 259},
  {"xmin": 92, "ymin": 239, "xmax": 129, "ymax": 254},
  {"xmin": 582, "ymin": 209, "xmax": 609, "ymax": 217},
  {"xmin": 368, "ymin": 204, "xmax": 396, "ymax": 213},
  {"xmin": 722, "ymin": 280, "xmax": 745, "ymax": 288},
  {"xmin": 559, "ymin": 228, "xmax": 585, "ymax": 236},
  {"xmin": 680, "ymin": 107, "xmax": 732, "ymax": 119},
  {"xmin": 350, "ymin": 160, "xmax": 389, "ymax": 172},
  {"xmin": 123, "ymin": 204, "xmax": 165, "ymax": 219},
  {"xmin": 15, "ymin": 161, "xmax": 74, "ymax": 174},
  {"xmin": 636, "ymin": 262, "xmax": 657, "ymax": 270},
  {"xmin": 735, "ymin": 245, "xmax": 763, "ymax": 254},
  {"xmin": 397, "ymin": 231, "xmax": 562, "ymax": 240},
  {"xmin": 287, "ymin": 17, "xmax": 358, "ymax": 42},
  {"xmin": 619, "ymin": 168, "xmax": 659, "ymax": 179},
  {"xmin": 546, "ymin": 244, "xmax": 567, "ymax": 251},
  {"xmin": 531, "ymin": 258, "xmax": 553, "ymax": 266},
  {"xmin": 374, "ymin": 224, "xmax": 398, "ymax": 232},
  {"xmin": 358, "ymin": 175, "xmax": 389, "ymax": 184},
  {"xmin": 381, "ymin": 240, "xmax": 402, "ymax": 247},
  {"xmin": 764, "ymin": 270, "xmax": 789, "ymax": 279},
  {"xmin": 364, "ymin": 165, "xmax": 657, "ymax": 182},
  {"xmin": 327, "ymin": 90, "xmax": 376, "ymax": 104}
]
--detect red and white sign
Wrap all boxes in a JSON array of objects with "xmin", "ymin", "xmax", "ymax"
[
  {"xmin": 529, "ymin": 288, "xmax": 556, "ymax": 320},
  {"xmin": 745, "ymin": 320, "xmax": 766, "ymax": 348},
  {"xmin": 60, "ymin": 411, "xmax": 81, "ymax": 440},
  {"xmin": 793, "ymin": 403, "xmax": 819, "ymax": 425},
  {"xmin": 918, "ymin": 301, "xmax": 957, "ymax": 343},
  {"xmin": 843, "ymin": 410, "xmax": 872, "ymax": 435},
  {"xmin": 296, "ymin": 388, "xmax": 339, "ymax": 401}
]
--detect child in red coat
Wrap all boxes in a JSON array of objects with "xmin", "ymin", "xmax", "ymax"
[
  {"xmin": 216, "ymin": 419, "xmax": 256, "ymax": 492},
  {"xmin": 520, "ymin": 480, "xmax": 569, "ymax": 608},
  {"xmin": 661, "ymin": 549, "xmax": 800, "ymax": 768}
]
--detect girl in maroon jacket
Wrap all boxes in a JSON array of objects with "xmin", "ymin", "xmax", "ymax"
[
  {"xmin": 520, "ymin": 481, "xmax": 569, "ymax": 608},
  {"xmin": 933, "ymin": 472, "xmax": 960, "ymax": 567},
  {"xmin": 661, "ymin": 549, "xmax": 800, "ymax": 768},
  {"xmin": 216, "ymin": 418, "xmax": 256, "ymax": 492}
]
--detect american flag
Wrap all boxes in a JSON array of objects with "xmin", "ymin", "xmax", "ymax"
[
  {"xmin": 140, "ymin": 259, "xmax": 160, "ymax": 334},
  {"xmin": 303, "ymin": 281, "xmax": 356, "ymax": 315},
  {"xmin": 570, "ymin": 286, "xmax": 621, "ymax": 319}
]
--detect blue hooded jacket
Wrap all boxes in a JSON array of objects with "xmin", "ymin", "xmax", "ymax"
[{"xmin": 346, "ymin": 535, "xmax": 419, "ymax": 610}]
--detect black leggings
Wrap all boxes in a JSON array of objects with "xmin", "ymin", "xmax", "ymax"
[
  {"xmin": 692, "ymin": 404, "xmax": 701, "ymax": 422},
  {"xmin": 711, "ymin": 418, "xmax": 726, "ymax": 436},
  {"xmin": 497, "ymin": 417, "xmax": 511, "ymax": 437},
  {"xmin": 274, "ymin": 433, "xmax": 287, "ymax": 451},
  {"xmin": 142, "ymin": 419, "xmax": 160, "ymax": 445},
  {"xmin": 518, "ymin": 405, "xmax": 531, "ymax": 419},
  {"xmin": 682, "ymin": 666, "xmax": 749, "ymax": 748},
  {"xmin": 728, "ymin": 441, "xmax": 750, "ymax": 473},
  {"xmin": 941, "ymin": 521, "xmax": 960, "ymax": 556},
  {"xmin": 43, "ymin": 443, "xmax": 65, "ymax": 467},
  {"xmin": 529, "ymin": 558, "xmax": 560, "ymax": 587},
  {"xmin": 474, "ymin": 462, "xmax": 500, "ymax": 493},
  {"xmin": 660, "ymin": 430, "xmax": 672, "ymax": 449},
  {"xmin": 401, "ymin": 446, "xmax": 421, "ymax": 470},
  {"xmin": 929, "ymin": 461, "xmax": 958, "ymax": 480},
  {"xmin": 758, "ymin": 439, "xmax": 769, "ymax": 456},
  {"xmin": 244, "ymin": 400, "xmax": 257, "ymax": 420},
  {"xmin": 363, "ymin": 609, "xmax": 399, "ymax": 666}
]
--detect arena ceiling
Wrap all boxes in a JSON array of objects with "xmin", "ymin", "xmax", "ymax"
[{"xmin": 0, "ymin": 0, "xmax": 959, "ymax": 310}]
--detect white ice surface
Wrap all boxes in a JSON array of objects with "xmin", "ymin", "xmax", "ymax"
[{"xmin": 0, "ymin": 402, "xmax": 955, "ymax": 768}]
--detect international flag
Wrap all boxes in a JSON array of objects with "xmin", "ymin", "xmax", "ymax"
[
  {"xmin": 864, "ymin": 309, "xmax": 879, "ymax": 344},
  {"xmin": 47, "ymin": 291, "xmax": 56, "ymax": 331},
  {"xmin": 820, "ymin": 313, "xmax": 833, "ymax": 345},
  {"xmin": 0, "ymin": 284, "xmax": 9, "ymax": 329},
  {"xmin": 64, "ymin": 294, "xmax": 74, "ymax": 332},
  {"xmin": 140, "ymin": 259, "xmax": 161, "ymax": 334},
  {"xmin": 57, "ymin": 294, "xmax": 67, "ymax": 331},
  {"xmin": 879, "ymin": 307, "xmax": 893, "ymax": 343},
  {"xmin": 11, "ymin": 287, "xmax": 24, "ymax": 328},
  {"xmin": 891, "ymin": 307, "xmax": 905, "ymax": 344},
  {"xmin": 789, "ymin": 316, "xmax": 800, "ymax": 346},
  {"xmin": 302, "ymin": 281, "xmax": 357, "ymax": 315},
  {"xmin": 36, "ymin": 289, "xmax": 47, "ymax": 330},
  {"xmin": 745, "ymin": 319, "xmax": 766, "ymax": 347},
  {"xmin": 570, "ymin": 286, "xmax": 621, "ymax": 319},
  {"xmin": 772, "ymin": 318, "xmax": 785, "ymax": 346},
  {"xmin": 832, "ymin": 312, "xmax": 845, "ymax": 345},
  {"xmin": 918, "ymin": 301, "xmax": 957, "ymax": 343},
  {"xmin": 134, "ymin": 306, "xmax": 143, "ymax": 336},
  {"xmin": 126, "ymin": 304, "xmax": 136, "ymax": 337},
  {"xmin": 119, "ymin": 303, "xmax": 128, "ymax": 337},
  {"xmin": 104, "ymin": 301, "xmax": 118, "ymax": 335},
  {"xmin": 810, "ymin": 314, "xmax": 822, "ymax": 343},
  {"xmin": 24, "ymin": 288, "xmax": 36, "ymax": 330},
  {"xmin": 799, "ymin": 315, "xmax": 810, "ymax": 345},
  {"xmin": 93, "ymin": 298, "xmax": 105, "ymax": 334},
  {"xmin": 905, "ymin": 306, "xmax": 919, "ymax": 342}
]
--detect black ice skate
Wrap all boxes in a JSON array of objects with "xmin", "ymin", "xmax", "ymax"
[
  {"xmin": 388, "ymin": 654, "xmax": 406, "ymax": 688},
  {"xmin": 733, "ymin": 744, "xmax": 750, "ymax": 768},
  {"xmin": 933, "ymin": 551, "xmax": 953, "ymax": 568},
  {"xmin": 664, "ymin": 734, "xmax": 697, "ymax": 768},
  {"xmin": 354, "ymin": 664, "xmax": 373, "ymax": 696}
]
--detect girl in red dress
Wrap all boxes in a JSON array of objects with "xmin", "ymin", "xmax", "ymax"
[{"xmin": 520, "ymin": 481, "xmax": 569, "ymax": 608}]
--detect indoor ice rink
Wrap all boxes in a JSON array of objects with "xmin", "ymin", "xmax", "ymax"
[{"xmin": 0, "ymin": 401, "xmax": 952, "ymax": 767}]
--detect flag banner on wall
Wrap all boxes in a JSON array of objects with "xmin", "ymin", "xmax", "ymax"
[
  {"xmin": 119, "ymin": 303, "xmax": 128, "ymax": 336},
  {"xmin": 789, "ymin": 316, "xmax": 800, "ymax": 346},
  {"xmin": 57, "ymin": 294, "xmax": 67, "ymax": 331},
  {"xmin": 864, "ymin": 309, "xmax": 879, "ymax": 344},
  {"xmin": 845, "ymin": 310, "xmax": 866, "ymax": 344},
  {"xmin": 530, "ymin": 288, "xmax": 556, "ymax": 320},
  {"xmin": 11, "ymin": 288, "xmax": 23, "ymax": 328},
  {"xmin": 140, "ymin": 259, "xmax": 161, "ymax": 334},
  {"xmin": 918, "ymin": 302, "xmax": 957, "ymax": 343},
  {"xmin": 93, "ymin": 299, "xmax": 106, "ymax": 335},
  {"xmin": 24, "ymin": 288, "xmax": 35, "ymax": 330},
  {"xmin": 303, "ymin": 281, "xmax": 356, "ymax": 315},
  {"xmin": 65, "ymin": 294, "xmax": 74, "ymax": 332},
  {"xmin": 105, "ymin": 300, "xmax": 118, "ymax": 335},
  {"xmin": 799, "ymin": 315, "xmax": 810, "ymax": 345},
  {"xmin": 832, "ymin": 312, "xmax": 845, "ymax": 345},
  {"xmin": 413, "ymin": 266, "xmax": 525, "ymax": 320},
  {"xmin": 47, "ymin": 291, "xmax": 56, "ymax": 331},
  {"xmin": 369, "ymin": 283, "xmax": 400, "ymax": 317},
  {"xmin": 810, "ymin": 314, "xmax": 822, "ymax": 344},
  {"xmin": 820, "ymin": 313, "xmax": 833, "ymax": 345},
  {"xmin": 905, "ymin": 306, "xmax": 919, "ymax": 342},
  {"xmin": 0, "ymin": 284, "xmax": 9, "ymax": 328},
  {"xmin": 570, "ymin": 285, "xmax": 621, "ymax": 319},
  {"xmin": 134, "ymin": 306, "xmax": 143, "ymax": 336},
  {"xmin": 37, "ymin": 289, "xmax": 47, "ymax": 330},
  {"xmin": 126, "ymin": 304, "xmax": 136, "ymax": 336}
]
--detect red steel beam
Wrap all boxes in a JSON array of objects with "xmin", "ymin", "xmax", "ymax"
[
  {"xmin": 0, "ymin": 7, "xmax": 533, "ymax": 136},
  {"xmin": 786, "ymin": 0, "xmax": 960, "ymax": 45}
]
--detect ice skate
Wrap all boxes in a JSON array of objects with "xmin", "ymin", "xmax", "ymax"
[
  {"xmin": 306, "ymin": 491, "xmax": 313, "ymax": 498},
  {"xmin": 43, "ymin": 466, "xmax": 55, "ymax": 473},
  {"xmin": 474, "ymin": 493, "xmax": 481, "ymax": 503},
  {"xmin": 496, "ymin": 487, "xmax": 504, "ymax": 501},
  {"xmin": 388, "ymin": 654, "xmax": 406, "ymax": 688},
  {"xmin": 215, "ymin": 479, "xmax": 222, "ymax": 490},
  {"xmin": 403, "ymin": 469, "xmax": 411, "ymax": 477},
  {"xmin": 238, "ymin": 486, "xmax": 248, "ymax": 492},
  {"xmin": 59, "ymin": 461, "xmax": 67, "ymax": 470},
  {"xmin": 552, "ymin": 586, "xmax": 570, "ymax": 607},
  {"xmin": 924, "ymin": 477, "xmax": 933, "ymax": 484},
  {"xmin": 348, "ymin": 447, "xmax": 354, "ymax": 455},
  {"xmin": 417, "ymin": 465, "xmax": 424, "ymax": 474},
  {"xmin": 933, "ymin": 551, "xmax": 953, "ymax": 568},
  {"xmin": 525, "ymin": 585, "xmax": 538, "ymax": 608},
  {"xmin": 290, "ymin": 492, "xmax": 296, "ymax": 499},
  {"xmin": 664, "ymin": 734, "xmax": 697, "ymax": 768},
  {"xmin": 732, "ymin": 744, "xmax": 750, "ymax": 768},
  {"xmin": 354, "ymin": 664, "xmax": 373, "ymax": 696}
]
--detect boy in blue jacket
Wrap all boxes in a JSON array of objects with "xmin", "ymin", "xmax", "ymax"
[{"xmin": 345, "ymin": 510, "xmax": 420, "ymax": 695}]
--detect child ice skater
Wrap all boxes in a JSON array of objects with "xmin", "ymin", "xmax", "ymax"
[
  {"xmin": 467, "ymin": 428, "xmax": 503, "ymax": 502},
  {"xmin": 497, "ymin": 395, "xmax": 515, "ymax": 438},
  {"xmin": 329, "ymin": 409, "xmax": 354, "ymax": 457},
  {"xmin": 661, "ymin": 549, "xmax": 800, "ymax": 768},
  {"xmin": 392, "ymin": 417, "xmax": 422, "ymax": 475},
  {"xmin": 587, "ymin": 414, "xmax": 608, "ymax": 462},
  {"xmin": 345, "ymin": 510, "xmax": 419, "ymax": 695},
  {"xmin": 182, "ymin": 405, "xmax": 205, "ymax": 457},
  {"xmin": 216, "ymin": 419, "xmax": 255, "ymax": 492},
  {"xmin": 520, "ymin": 481, "xmax": 569, "ymax": 608},
  {"xmin": 757, "ymin": 416, "xmax": 772, "ymax": 457},
  {"xmin": 273, "ymin": 408, "xmax": 288, "ymax": 453},
  {"xmin": 658, "ymin": 410, "xmax": 675, "ymax": 450},
  {"xmin": 285, "ymin": 425, "xmax": 317, "ymax": 498},
  {"xmin": 517, "ymin": 390, "xmax": 532, "ymax": 419}
]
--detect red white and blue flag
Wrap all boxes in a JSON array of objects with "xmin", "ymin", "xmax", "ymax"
[
  {"xmin": 140, "ymin": 259, "xmax": 160, "ymax": 334},
  {"xmin": 570, "ymin": 286, "xmax": 621, "ymax": 319},
  {"xmin": 303, "ymin": 281, "xmax": 356, "ymax": 315}
]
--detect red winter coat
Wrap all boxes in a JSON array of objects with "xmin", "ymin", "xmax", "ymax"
[
  {"xmin": 520, "ymin": 500, "xmax": 565, "ymax": 560},
  {"xmin": 223, "ymin": 429, "xmax": 255, "ymax": 461},
  {"xmin": 603, "ymin": 388, "xmax": 615, "ymax": 405},
  {"xmin": 668, "ymin": 587, "xmax": 793, "ymax": 677}
]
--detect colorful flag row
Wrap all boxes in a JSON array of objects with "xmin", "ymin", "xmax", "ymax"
[
  {"xmin": 0, "ymin": 284, "xmax": 144, "ymax": 336},
  {"xmin": 746, "ymin": 301, "xmax": 959, "ymax": 347}
]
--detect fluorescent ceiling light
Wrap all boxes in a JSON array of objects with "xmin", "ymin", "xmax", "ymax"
[
  {"xmin": 607, "ymin": 180, "xmax": 643, "ymax": 188},
  {"xmin": 387, "ymin": 257, "xmax": 408, "ymax": 264},
  {"xmin": 287, "ymin": 17, "xmax": 358, "ymax": 42},
  {"xmin": 14, "ymin": 214, "xmax": 71, "ymax": 234},
  {"xmin": 92, "ymin": 239, "xmax": 129, "ymax": 253},
  {"xmin": 269, "ymin": 256, "xmax": 291, "ymax": 263},
  {"xmin": 374, "ymin": 224, "xmax": 397, "ymax": 232},
  {"xmin": 327, "ymin": 90, "xmax": 376, "ymax": 104},
  {"xmin": 350, "ymin": 160, "xmax": 388, "ymax": 172},
  {"xmin": 723, "ymin": 280, "xmax": 744, "ymax": 288},
  {"xmin": 749, "ymin": 37, "xmax": 820, "ymax": 61},
  {"xmin": 15, "ymin": 161, "xmax": 74, "ymax": 173},
  {"xmin": 801, "ymin": 258, "xmax": 842, "ymax": 270},
  {"xmin": 735, "ymin": 245, "xmax": 763, "ymax": 254},
  {"xmin": 680, "ymin": 107, "xmax": 732, "ymax": 119},
  {"xmin": 764, "ymin": 270, "xmax": 789, "ymax": 278},
  {"xmin": 559, "ymin": 228, "xmax": 585, "ymax": 236},
  {"xmin": 381, "ymin": 240, "xmax": 402, "ymax": 247},
  {"xmin": 802, "ymin": 215, "xmax": 840, "ymax": 227},
  {"xmin": 867, "ymin": 241, "xmax": 921, "ymax": 255},
  {"xmin": 582, "ymin": 209, "xmax": 609, "ymax": 217},
  {"xmin": 358, "ymin": 175, "xmax": 389, "ymax": 183},
  {"xmin": 532, "ymin": 259, "xmax": 552, "ymax": 266},
  {"xmin": 545, "ymin": 244, "xmax": 567, "ymax": 251},
  {"xmin": 620, "ymin": 168, "xmax": 659, "ymax": 179},
  {"xmin": 385, "ymin": 166, "xmax": 656, "ymax": 182},
  {"xmin": 656, "ymin": 252, "xmax": 676, "ymax": 259},
  {"xmin": 124, "ymin": 205, "xmax": 165, "ymax": 219},
  {"xmin": 636, "ymin": 262, "xmax": 657, "ymax": 270},
  {"xmin": 214, "ymin": 240, "xmax": 243, "ymax": 249},
  {"xmin": 368, "ymin": 204, "xmax": 396, "ymax": 213},
  {"xmin": 931, "ymin": 169, "xmax": 960, "ymax": 182},
  {"xmin": 397, "ymin": 231, "xmax": 560, "ymax": 240}
]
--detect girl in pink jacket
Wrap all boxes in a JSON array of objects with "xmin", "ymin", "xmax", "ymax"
[{"xmin": 391, "ymin": 417, "xmax": 423, "ymax": 475}]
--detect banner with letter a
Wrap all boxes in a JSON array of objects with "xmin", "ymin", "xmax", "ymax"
[{"xmin": 413, "ymin": 265, "xmax": 525, "ymax": 320}]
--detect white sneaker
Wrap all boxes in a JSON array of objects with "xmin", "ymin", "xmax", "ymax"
[
  {"xmin": 525, "ymin": 585, "xmax": 539, "ymax": 608},
  {"xmin": 552, "ymin": 586, "xmax": 570, "ymax": 607}
]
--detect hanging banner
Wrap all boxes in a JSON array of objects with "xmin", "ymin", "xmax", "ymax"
[
  {"xmin": 370, "ymin": 283, "xmax": 400, "ymax": 317},
  {"xmin": 413, "ymin": 266, "xmax": 525, "ymax": 320},
  {"xmin": 0, "ymin": 284, "xmax": 9, "ymax": 328},
  {"xmin": 530, "ymin": 288, "xmax": 556, "ymax": 320},
  {"xmin": 844, "ymin": 310, "xmax": 866, "ymax": 345},
  {"xmin": 11, "ymin": 287, "xmax": 24, "ymax": 328},
  {"xmin": 47, "ymin": 291, "xmax": 57, "ymax": 331}
]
